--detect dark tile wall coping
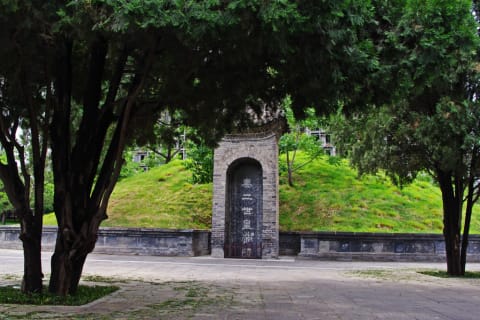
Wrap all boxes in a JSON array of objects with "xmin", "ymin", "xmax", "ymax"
[
  {"xmin": 0, "ymin": 226, "xmax": 210, "ymax": 257},
  {"xmin": 0, "ymin": 225, "xmax": 209, "ymax": 234},
  {"xmin": 96, "ymin": 226, "xmax": 210, "ymax": 237},
  {"xmin": 298, "ymin": 231, "xmax": 480, "ymax": 241}
]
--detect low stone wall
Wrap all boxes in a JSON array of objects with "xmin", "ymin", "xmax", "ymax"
[
  {"xmin": 3, "ymin": 226, "xmax": 480, "ymax": 262},
  {"xmin": 279, "ymin": 232, "xmax": 301, "ymax": 256},
  {"xmin": 0, "ymin": 226, "xmax": 210, "ymax": 257},
  {"xmin": 298, "ymin": 232, "xmax": 480, "ymax": 262}
]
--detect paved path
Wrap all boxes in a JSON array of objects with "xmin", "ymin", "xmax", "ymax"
[{"xmin": 1, "ymin": 249, "xmax": 480, "ymax": 319}]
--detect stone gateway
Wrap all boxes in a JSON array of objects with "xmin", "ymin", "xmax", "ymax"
[{"xmin": 212, "ymin": 120, "xmax": 285, "ymax": 259}]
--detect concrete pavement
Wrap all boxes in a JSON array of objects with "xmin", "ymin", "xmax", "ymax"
[{"xmin": 1, "ymin": 249, "xmax": 480, "ymax": 319}]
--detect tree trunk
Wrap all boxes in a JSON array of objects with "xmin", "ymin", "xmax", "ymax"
[
  {"xmin": 49, "ymin": 249, "xmax": 72, "ymax": 296},
  {"xmin": 444, "ymin": 215, "xmax": 462, "ymax": 275},
  {"xmin": 165, "ymin": 145, "xmax": 173, "ymax": 164},
  {"xmin": 21, "ymin": 240, "xmax": 43, "ymax": 292},
  {"xmin": 461, "ymin": 194, "xmax": 473, "ymax": 274},
  {"xmin": 437, "ymin": 169, "xmax": 463, "ymax": 276},
  {"xmin": 49, "ymin": 231, "xmax": 91, "ymax": 295},
  {"xmin": 48, "ymin": 209, "xmax": 100, "ymax": 295},
  {"xmin": 0, "ymin": 155, "xmax": 44, "ymax": 293},
  {"xmin": 49, "ymin": 37, "xmax": 75, "ymax": 296},
  {"xmin": 286, "ymin": 151, "xmax": 294, "ymax": 187},
  {"xmin": 19, "ymin": 208, "xmax": 43, "ymax": 293},
  {"xmin": 460, "ymin": 163, "xmax": 477, "ymax": 273}
]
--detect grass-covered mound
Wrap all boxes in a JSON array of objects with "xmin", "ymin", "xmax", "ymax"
[
  {"xmin": 44, "ymin": 160, "xmax": 212, "ymax": 229},
  {"xmin": 279, "ymin": 154, "xmax": 476, "ymax": 233},
  {"xmin": 105, "ymin": 160, "xmax": 212, "ymax": 229},
  {"xmin": 44, "ymin": 155, "xmax": 480, "ymax": 234}
]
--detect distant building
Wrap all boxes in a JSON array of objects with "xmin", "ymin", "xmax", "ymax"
[
  {"xmin": 304, "ymin": 128, "xmax": 336, "ymax": 156},
  {"xmin": 133, "ymin": 150, "xmax": 149, "ymax": 162},
  {"xmin": 132, "ymin": 150, "xmax": 150, "ymax": 171}
]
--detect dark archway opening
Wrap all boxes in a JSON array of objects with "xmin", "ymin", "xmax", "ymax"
[{"xmin": 225, "ymin": 158, "xmax": 263, "ymax": 258}]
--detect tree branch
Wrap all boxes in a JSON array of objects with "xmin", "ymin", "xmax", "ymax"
[{"xmin": 90, "ymin": 44, "xmax": 157, "ymax": 223}]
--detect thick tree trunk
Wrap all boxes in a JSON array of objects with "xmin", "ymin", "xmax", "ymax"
[
  {"xmin": 49, "ymin": 250, "xmax": 72, "ymax": 296},
  {"xmin": 49, "ymin": 233, "xmax": 91, "ymax": 295},
  {"xmin": 19, "ymin": 208, "xmax": 43, "ymax": 293},
  {"xmin": 49, "ymin": 216, "xmax": 98, "ymax": 295},
  {"xmin": 443, "ymin": 215, "xmax": 462, "ymax": 275},
  {"xmin": 437, "ymin": 169, "xmax": 463, "ymax": 276}
]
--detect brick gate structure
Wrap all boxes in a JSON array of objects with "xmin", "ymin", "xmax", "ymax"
[{"xmin": 211, "ymin": 120, "xmax": 285, "ymax": 259}]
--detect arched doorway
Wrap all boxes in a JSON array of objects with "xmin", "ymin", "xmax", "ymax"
[{"xmin": 225, "ymin": 158, "xmax": 263, "ymax": 258}]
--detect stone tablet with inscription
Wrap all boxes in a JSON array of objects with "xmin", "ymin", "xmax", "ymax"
[{"xmin": 226, "ymin": 163, "xmax": 263, "ymax": 258}]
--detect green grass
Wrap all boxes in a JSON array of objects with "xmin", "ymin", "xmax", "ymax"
[
  {"xmin": 43, "ymin": 154, "xmax": 480, "ymax": 234},
  {"xmin": 419, "ymin": 270, "xmax": 480, "ymax": 278},
  {"xmin": 105, "ymin": 160, "xmax": 212, "ymax": 229},
  {"xmin": 0, "ymin": 285, "xmax": 118, "ymax": 305},
  {"xmin": 278, "ymin": 153, "xmax": 477, "ymax": 233},
  {"xmin": 44, "ymin": 159, "xmax": 212, "ymax": 229}
]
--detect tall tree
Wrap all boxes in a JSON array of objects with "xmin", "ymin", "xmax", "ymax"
[
  {"xmin": 0, "ymin": 97, "xmax": 49, "ymax": 294},
  {"xmin": 1, "ymin": 0, "xmax": 378, "ymax": 295},
  {"xmin": 0, "ymin": 2, "xmax": 51, "ymax": 293},
  {"xmin": 332, "ymin": 0, "xmax": 480, "ymax": 275}
]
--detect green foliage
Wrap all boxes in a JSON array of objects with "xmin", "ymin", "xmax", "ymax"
[
  {"xmin": 332, "ymin": 0, "xmax": 480, "ymax": 185},
  {"xmin": 131, "ymin": 111, "xmax": 187, "ymax": 164},
  {"xmin": 0, "ymin": 285, "xmax": 118, "ymax": 305},
  {"xmin": 331, "ymin": 0, "xmax": 480, "ymax": 273},
  {"xmin": 43, "ymin": 183, "xmax": 54, "ymax": 214},
  {"xmin": 279, "ymin": 98, "xmax": 326, "ymax": 185},
  {"xmin": 183, "ymin": 142, "xmax": 213, "ymax": 184},
  {"xmin": 94, "ymin": 0, "xmax": 227, "ymax": 33},
  {"xmin": 279, "ymin": 132, "xmax": 320, "ymax": 161},
  {"xmin": 0, "ymin": 0, "xmax": 19, "ymax": 12},
  {"xmin": 119, "ymin": 150, "xmax": 141, "ymax": 180},
  {"xmin": 279, "ymin": 101, "xmax": 324, "ymax": 157},
  {"xmin": 0, "ymin": 179, "xmax": 13, "ymax": 213},
  {"xmin": 278, "ymin": 0, "xmax": 378, "ymax": 115},
  {"xmin": 0, "ymin": 182, "xmax": 53, "ymax": 215},
  {"xmin": 143, "ymin": 151, "xmax": 165, "ymax": 168},
  {"xmin": 332, "ymin": 105, "xmax": 419, "ymax": 186}
]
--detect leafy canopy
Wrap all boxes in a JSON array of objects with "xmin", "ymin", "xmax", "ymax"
[{"xmin": 333, "ymin": 0, "xmax": 479, "ymax": 185}]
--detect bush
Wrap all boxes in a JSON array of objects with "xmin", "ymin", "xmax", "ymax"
[{"xmin": 183, "ymin": 142, "xmax": 213, "ymax": 184}]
